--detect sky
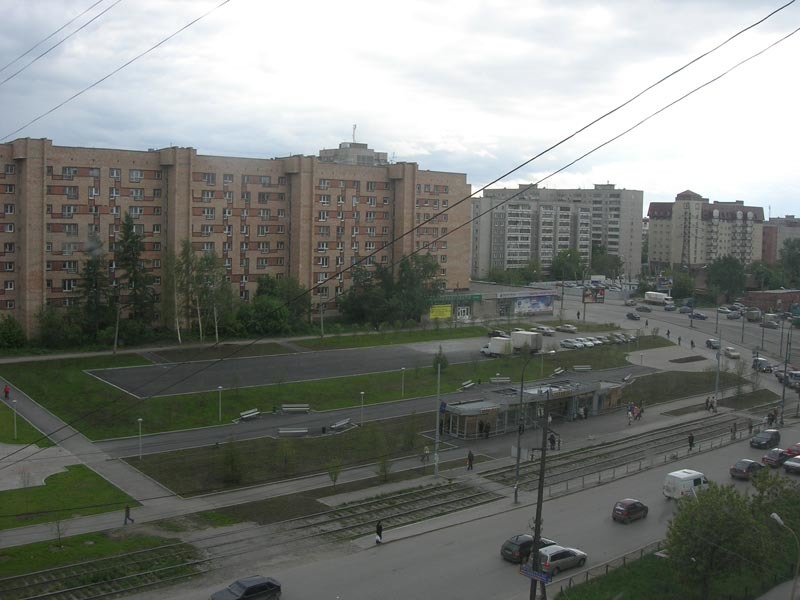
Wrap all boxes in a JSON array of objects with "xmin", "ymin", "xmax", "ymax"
[{"xmin": 0, "ymin": 0, "xmax": 798, "ymax": 218}]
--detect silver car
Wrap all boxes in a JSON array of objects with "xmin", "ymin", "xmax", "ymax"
[
  {"xmin": 560, "ymin": 339, "xmax": 583, "ymax": 349},
  {"xmin": 586, "ymin": 336, "xmax": 603, "ymax": 345},
  {"xmin": 575, "ymin": 337, "xmax": 594, "ymax": 347},
  {"xmin": 539, "ymin": 545, "xmax": 587, "ymax": 575}
]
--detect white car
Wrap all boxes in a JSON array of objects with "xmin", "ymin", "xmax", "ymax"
[
  {"xmin": 575, "ymin": 337, "xmax": 594, "ymax": 347},
  {"xmin": 560, "ymin": 339, "xmax": 582, "ymax": 349},
  {"xmin": 586, "ymin": 336, "xmax": 603, "ymax": 345},
  {"xmin": 717, "ymin": 307, "xmax": 732, "ymax": 314},
  {"xmin": 556, "ymin": 324, "xmax": 578, "ymax": 333},
  {"xmin": 723, "ymin": 347, "xmax": 740, "ymax": 359},
  {"xmin": 532, "ymin": 326, "xmax": 556, "ymax": 336}
]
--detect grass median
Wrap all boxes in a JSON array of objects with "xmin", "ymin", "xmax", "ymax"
[{"xmin": 0, "ymin": 404, "xmax": 53, "ymax": 446}]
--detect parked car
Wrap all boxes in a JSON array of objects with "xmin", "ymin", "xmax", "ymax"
[
  {"xmin": 664, "ymin": 304, "xmax": 677, "ymax": 311},
  {"xmin": 762, "ymin": 447, "xmax": 790, "ymax": 467},
  {"xmin": 560, "ymin": 339, "xmax": 583, "ymax": 349},
  {"xmin": 678, "ymin": 306, "xmax": 693, "ymax": 313},
  {"xmin": 612, "ymin": 333, "xmax": 629, "ymax": 343},
  {"xmin": 635, "ymin": 305, "xmax": 652, "ymax": 313},
  {"xmin": 624, "ymin": 299, "xmax": 638, "ymax": 306},
  {"xmin": 783, "ymin": 442, "xmax": 800, "ymax": 458},
  {"xmin": 775, "ymin": 368, "xmax": 798, "ymax": 384},
  {"xmin": 717, "ymin": 306, "xmax": 732, "ymax": 314},
  {"xmin": 730, "ymin": 458, "xmax": 764, "ymax": 480},
  {"xmin": 575, "ymin": 337, "xmax": 594, "ymax": 348},
  {"xmin": 761, "ymin": 320, "xmax": 779, "ymax": 329},
  {"xmin": 752, "ymin": 358, "xmax": 774, "ymax": 372},
  {"xmin": 783, "ymin": 456, "xmax": 800, "ymax": 475},
  {"xmin": 726, "ymin": 311, "xmax": 742, "ymax": 320},
  {"xmin": 595, "ymin": 335, "xmax": 612, "ymax": 344},
  {"xmin": 538, "ymin": 545, "xmax": 587, "ymax": 575},
  {"xmin": 488, "ymin": 330, "xmax": 509, "ymax": 338},
  {"xmin": 611, "ymin": 499, "xmax": 649, "ymax": 524},
  {"xmin": 626, "ymin": 312, "xmax": 641, "ymax": 320},
  {"xmin": 750, "ymin": 429, "xmax": 781, "ymax": 449},
  {"xmin": 555, "ymin": 324, "xmax": 578, "ymax": 333},
  {"xmin": 723, "ymin": 347, "xmax": 740, "ymax": 359},
  {"xmin": 586, "ymin": 336, "xmax": 603, "ymax": 346},
  {"xmin": 705, "ymin": 339, "xmax": 720, "ymax": 349},
  {"xmin": 500, "ymin": 534, "xmax": 557, "ymax": 564},
  {"xmin": 689, "ymin": 312, "xmax": 708, "ymax": 320},
  {"xmin": 533, "ymin": 326, "xmax": 555, "ymax": 336},
  {"xmin": 210, "ymin": 576, "xmax": 282, "ymax": 600}
]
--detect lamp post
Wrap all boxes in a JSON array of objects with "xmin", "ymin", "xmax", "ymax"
[
  {"xmin": 217, "ymin": 386, "xmax": 223, "ymax": 423},
  {"xmin": 360, "ymin": 391, "xmax": 365, "ymax": 426},
  {"xmin": 780, "ymin": 324, "xmax": 793, "ymax": 425},
  {"xmin": 515, "ymin": 353, "xmax": 537, "ymax": 504},
  {"xmin": 434, "ymin": 363, "xmax": 441, "ymax": 479},
  {"xmin": 401, "ymin": 367, "xmax": 406, "ymax": 399},
  {"xmin": 529, "ymin": 389, "xmax": 551, "ymax": 600},
  {"xmin": 770, "ymin": 512, "xmax": 799, "ymax": 600},
  {"xmin": 12, "ymin": 399, "xmax": 17, "ymax": 440},
  {"xmin": 137, "ymin": 418, "xmax": 143, "ymax": 460},
  {"xmin": 741, "ymin": 310, "xmax": 746, "ymax": 343}
]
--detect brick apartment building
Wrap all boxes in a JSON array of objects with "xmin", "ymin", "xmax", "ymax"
[{"xmin": 0, "ymin": 138, "xmax": 471, "ymax": 336}]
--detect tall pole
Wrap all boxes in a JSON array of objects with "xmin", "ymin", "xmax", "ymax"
[
  {"xmin": 714, "ymin": 302, "xmax": 719, "ymax": 334},
  {"xmin": 741, "ymin": 310, "xmax": 746, "ymax": 343},
  {"xmin": 559, "ymin": 278, "xmax": 565, "ymax": 320},
  {"xmin": 401, "ymin": 367, "xmax": 406, "ymax": 399},
  {"xmin": 137, "ymin": 418, "xmax": 143, "ymax": 460},
  {"xmin": 779, "ymin": 318, "xmax": 785, "ymax": 355},
  {"xmin": 714, "ymin": 334, "xmax": 721, "ymax": 403},
  {"xmin": 761, "ymin": 315, "xmax": 766, "ymax": 350},
  {"xmin": 434, "ymin": 363, "xmax": 441, "ymax": 479},
  {"xmin": 530, "ymin": 392, "xmax": 550, "ymax": 600},
  {"xmin": 360, "ymin": 391, "xmax": 365, "ymax": 427},
  {"xmin": 12, "ymin": 399, "xmax": 17, "ymax": 440},
  {"xmin": 217, "ymin": 386, "xmax": 223, "ymax": 422},
  {"xmin": 770, "ymin": 513, "xmax": 799, "ymax": 600},
  {"xmin": 781, "ymin": 325, "xmax": 792, "ymax": 425},
  {"xmin": 515, "ymin": 354, "xmax": 535, "ymax": 504}
]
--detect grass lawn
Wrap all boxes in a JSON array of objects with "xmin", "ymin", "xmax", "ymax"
[
  {"xmin": 0, "ymin": 355, "xmax": 148, "ymax": 441},
  {"xmin": 0, "ymin": 464, "xmax": 137, "ymax": 531},
  {"xmin": 0, "ymin": 404, "xmax": 53, "ymax": 446},
  {"xmin": 0, "ymin": 531, "xmax": 185, "ymax": 578},
  {"xmin": 623, "ymin": 370, "xmax": 742, "ymax": 408},
  {"xmin": 296, "ymin": 326, "xmax": 488, "ymax": 350},
  {"xmin": 151, "ymin": 342, "xmax": 290, "ymax": 363}
]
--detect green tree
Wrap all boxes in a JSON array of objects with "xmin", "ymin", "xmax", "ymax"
[
  {"xmin": 256, "ymin": 274, "xmax": 311, "ymax": 330},
  {"xmin": 591, "ymin": 244, "xmax": 623, "ymax": 279},
  {"xmin": 780, "ymin": 238, "xmax": 800, "ymax": 287},
  {"xmin": 116, "ymin": 212, "xmax": 155, "ymax": 323},
  {"xmin": 550, "ymin": 249, "xmax": 584, "ymax": 280},
  {"xmin": 0, "ymin": 315, "xmax": 26, "ymax": 348},
  {"xmin": 706, "ymin": 256, "xmax": 745, "ymax": 302},
  {"xmin": 77, "ymin": 233, "xmax": 114, "ymax": 341},
  {"xmin": 670, "ymin": 271, "xmax": 695, "ymax": 300},
  {"xmin": 326, "ymin": 458, "xmax": 342, "ymax": 490},
  {"xmin": 198, "ymin": 251, "xmax": 232, "ymax": 343},
  {"xmin": 665, "ymin": 483, "xmax": 769, "ymax": 599},
  {"xmin": 395, "ymin": 255, "xmax": 439, "ymax": 322},
  {"xmin": 236, "ymin": 295, "xmax": 290, "ymax": 335}
]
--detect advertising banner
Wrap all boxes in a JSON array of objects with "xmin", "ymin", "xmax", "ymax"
[
  {"xmin": 511, "ymin": 293, "xmax": 555, "ymax": 316},
  {"xmin": 582, "ymin": 287, "xmax": 605, "ymax": 304},
  {"xmin": 429, "ymin": 304, "xmax": 452, "ymax": 319}
]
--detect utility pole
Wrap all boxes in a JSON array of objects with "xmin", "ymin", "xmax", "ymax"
[
  {"xmin": 781, "ymin": 325, "xmax": 793, "ymax": 425},
  {"xmin": 714, "ymin": 334, "xmax": 721, "ymax": 403},
  {"xmin": 515, "ymin": 353, "xmax": 535, "ymax": 504},
  {"xmin": 529, "ymin": 394, "xmax": 550, "ymax": 600},
  {"xmin": 434, "ymin": 363, "xmax": 441, "ymax": 478}
]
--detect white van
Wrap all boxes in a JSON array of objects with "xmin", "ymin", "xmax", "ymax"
[{"xmin": 663, "ymin": 469, "xmax": 709, "ymax": 500}]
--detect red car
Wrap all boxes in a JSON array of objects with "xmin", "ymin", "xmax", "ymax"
[{"xmin": 783, "ymin": 443, "xmax": 800, "ymax": 457}]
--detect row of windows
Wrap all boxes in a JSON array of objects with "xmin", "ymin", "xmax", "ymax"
[
  {"xmin": 415, "ymin": 183, "xmax": 449, "ymax": 194},
  {"xmin": 317, "ymin": 211, "xmax": 388, "ymax": 222},
  {"xmin": 318, "ymin": 195, "xmax": 388, "ymax": 207},
  {"xmin": 318, "ymin": 179, "xmax": 388, "ymax": 191}
]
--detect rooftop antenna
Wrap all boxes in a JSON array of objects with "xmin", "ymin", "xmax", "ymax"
[
  {"xmin": 769, "ymin": 205, "xmax": 771, "ymax": 219},
  {"xmin": 352, "ymin": 124, "xmax": 357, "ymax": 143}
]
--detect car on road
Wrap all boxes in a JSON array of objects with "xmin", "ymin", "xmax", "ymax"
[
  {"xmin": 678, "ymin": 306, "xmax": 693, "ymax": 313},
  {"xmin": 775, "ymin": 369, "xmax": 799, "ymax": 384},
  {"xmin": 717, "ymin": 306, "xmax": 732, "ymax": 314},
  {"xmin": 752, "ymin": 358, "xmax": 774, "ymax": 372},
  {"xmin": 500, "ymin": 534, "xmax": 557, "ymax": 564},
  {"xmin": 532, "ymin": 326, "xmax": 555, "ymax": 336},
  {"xmin": 575, "ymin": 337, "xmax": 594, "ymax": 347},
  {"xmin": 555, "ymin": 324, "xmax": 578, "ymax": 333},
  {"xmin": 762, "ymin": 447, "xmax": 790, "ymax": 468},
  {"xmin": 761, "ymin": 320, "xmax": 780, "ymax": 329},
  {"xmin": 210, "ymin": 576, "xmax": 282, "ymax": 600},
  {"xmin": 705, "ymin": 339, "xmax": 720, "ymax": 349},
  {"xmin": 586, "ymin": 336, "xmax": 603, "ymax": 346},
  {"xmin": 784, "ymin": 456, "xmax": 800, "ymax": 475},
  {"xmin": 729, "ymin": 458, "xmax": 764, "ymax": 480},
  {"xmin": 750, "ymin": 429, "xmax": 781, "ymax": 449},
  {"xmin": 611, "ymin": 499, "xmax": 649, "ymax": 524},
  {"xmin": 664, "ymin": 304, "xmax": 677, "ymax": 311},
  {"xmin": 635, "ymin": 305, "xmax": 652, "ymax": 313},
  {"xmin": 488, "ymin": 330, "xmax": 509, "ymax": 338},
  {"xmin": 723, "ymin": 347, "xmax": 740, "ymax": 359},
  {"xmin": 689, "ymin": 312, "xmax": 708, "ymax": 320},
  {"xmin": 538, "ymin": 545, "xmax": 587, "ymax": 575},
  {"xmin": 783, "ymin": 442, "xmax": 800, "ymax": 458},
  {"xmin": 726, "ymin": 311, "xmax": 742, "ymax": 320},
  {"xmin": 560, "ymin": 339, "xmax": 583, "ymax": 349},
  {"xmin": 624, "ymin": 299, "xmax": 638, "ymax": 306},
  {"xmin": 626, "ymin": 312, "xmax": 641, "ymax": 320}
]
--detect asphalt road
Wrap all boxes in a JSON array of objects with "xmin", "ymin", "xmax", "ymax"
[{"xmin": 130, "ymin": 420, "xmax": 800, "ymax": 600}]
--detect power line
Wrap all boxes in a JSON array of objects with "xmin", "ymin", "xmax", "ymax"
[
  {"xmin": 0, "ymin": 0, "xmax": 125, "ymax": 89},
  {"xmin": 0, "ymin": 0, "xmax": 108, "ymax": 76},
  {"xmin": 0, "ymin": 0, "xmax": 233, "ymax": 142},
  {"xmin": 0, "ymin": 4, "xmax": 796, "ymax": 475}
]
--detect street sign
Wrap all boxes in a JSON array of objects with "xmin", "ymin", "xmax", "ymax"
[{"xmin": 519, "ymin": 564, "xmax": 552, "ymax": 583}]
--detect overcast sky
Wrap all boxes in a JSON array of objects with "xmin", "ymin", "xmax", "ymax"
[{"xmin": 1, "ymin": 0, "xmax": 798, "ymax": 218}]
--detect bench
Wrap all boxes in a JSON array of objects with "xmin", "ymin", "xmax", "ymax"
[
  {"xmin": 573, "ymin": 365, "xmax": 592, "ymax": 372},
  {"xmin": 233, "ymin": 408, "xmax": 260, "ymax": 423},
  {"xmin": 551, "ymin": 367, "xmax": 565, "ymax": 376},
  {"xmin": 489, "ymin": 376, "xmax": 511, "ymax": 384},
  {"xmin": 278, "ymin": 427, "xmax": 309, "ymax": 436},
  {"xmin": 330, "ymin": 418, "xmax": 352, "ymax": 431},
  {"xmin": 459, "ymin": 379, "xmax": 475, "ymax": 391},
  {"xmin": 281, "ymin": 403, "xmax": 311, "ymax": 414}
]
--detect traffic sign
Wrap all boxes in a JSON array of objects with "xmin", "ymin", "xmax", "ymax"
[{"xmin": 519, "ymin": 564, "xmax": 553, "ymax": 583}]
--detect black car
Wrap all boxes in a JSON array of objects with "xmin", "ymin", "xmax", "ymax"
[
  {"xmin": 750, "ymin": 429, "xmax": 781, "ymax": 449},
  {"xmin": 705, "ymin": 339, "xmax": 720, "ymax": 349},
  {"xmin": 612, "ymin": 499, "xmax": 649, "ymax": 524},
  {"xmin": 664, "ymin": 304, "xmax": 677, "ymax": 311},
  {"xmin": 626, "ymin": 312, "xmax": 641, "ymax": 320},
  {"xmin": 500, "ymin": 534, "xmax": 557, "ymax": 564},
  {"xmin": 635, "ymin": 305, "xmax": 652, "ymax": 313},
  {"xmin": 730, "ymin": 458, "xmax": 764, "ymax": 480},
  {"xmin": 210, "ymin": 576, "xmax": 282, "ymax": 600},
  {"xmin": 689, "ymin": 312, "xmax": 708, "ymax": 320}
]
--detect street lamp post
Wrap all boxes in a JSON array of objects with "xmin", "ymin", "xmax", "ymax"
[
  {"xmin": 770, "ymin": 512, "xmax": 799, "ymax": 600},
  {"xmin": 434, "ymin": 364, "xmax": 441, "ymax": 479},
  {"xmin": 401, "ymin": 367, "xmax": 406, "ymax": 399},
  {"xmin": 360, "ymin": 391, "xmax": 365, "ymax": 426},
  {"xmin": 12, "ymin": 399, "xmax": 17, "ymax": 440},
  {"xmin": 780, "ymin": 325, "xmax": 793, "ymax": 425},
  {"xmin": 217, "ymin": 386, "xmax": 223, "ymax": 423},
  {"xmin": 515, "ymin": 353, "xmax": 537, "ymax": 504},
  {"xmin": 741, "ymin": 310, "xmax": 746, "ymax": 343},
  {"xmin": 137, "ymin": 418, "xmax": 143, "ymax": 461}
]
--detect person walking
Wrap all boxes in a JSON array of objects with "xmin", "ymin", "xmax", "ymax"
[
  {"xmin": 690, "ymin": 340, "xmax": 695, "ymax": 349},
  {"xmin": 666, "ymin": 329, "xmax": 671, "ymax": 339},
  {"xmin": 577, "ymin": 310, "xmax": 581, "ymax": 320},
  {"xmin": 711, "ymin": 397, "xmax": 718, "ymax": 414},
  {"xmin": 705, "ymin": 397, "xmax": 710, "ymax": 411},
  {"xmin": 645, "ymin": 319, "xmax": 649, "ymax": 327},
  {"xmin": 627, "ymin": 410, "xmax": 632, "ymax": 426},
  {"xmin": 548, "ymin": 432, "xmax": 556, "ymax": 451},
  {"xmin": 484, "ymin": 423, "xmax": 490, "ymax": 439},
  {"xmin": 124, "ymin": 504, "xmax": 134, "ymax": 525},
  {"xmin": 467, "ymin": 449, "xmax": 474, "ymax": 470},
  {"xmin": 376, "ymin": 521, "xmax": 383, "ymax": 544},
  {"xmin": 688, "ymin": 432, "xmax": 695, "ymax": 451},
  {"xmin": 557, "ymin": 436, "xmax": 561, "ymax": 450},
  {"xmin": 421, "ymin": 445, "xmax": 430, "ymax": 463},
  {"xmin": 3, "ymin": 384, "xmax": 8, "ymax": 400},
  {"xmin": 678, "ymin": 336, "xmax": 682, "ymax": 346}
]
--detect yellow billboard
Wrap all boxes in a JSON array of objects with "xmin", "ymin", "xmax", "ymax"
[{"xmin": 429, "ymin": 304, "xmax": 452, "ymax": 319}]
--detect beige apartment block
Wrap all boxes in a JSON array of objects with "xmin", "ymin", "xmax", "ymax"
[
  {"xmin": 647, "ymin": 190, "xmax": 763, "ymax": 272},
  {"xmin": 0, "ymin": 139, "xmax": 470, "ymax": 336},
  {"xmin": 472, "ymin": 183, "xmax": 642, "ymax": 280}
]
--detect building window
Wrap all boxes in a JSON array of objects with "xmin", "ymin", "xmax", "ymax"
[
  {"xmin": 4, "ymin": 164, "xmax": 15, "ymax": 175},
  {"xmin": 4, "ymin": 262, "xmax": 13, "ymax": 272},
  {"xmin": 4, "ymin": 223, "xmax": 13, "ymax": 233},
  {"xmin": 152, "ymin": 259, "xmax": 161, "ymax": 268},
  {"xmin": 4, "ymin": 281, "xmax": 13, "ymax": 291},
  {"xmin": 223, "ymin": 173, "xmax": 234, "ymax": 184},
  {"xmin": 202, "ymin": 207, "xmax": 215, "ymax": 220},
  {"xmin": 4, "ymin": 185, "xmax": 15, "ymax": 194},
  {"xmin": 202, "ymin": 172, "xmax": 216, "ymax": 185},
  {"xmin": 130, "ymin": 189, "xmax": 144, "ymax": 201},
  {"xmin": 258, "ymin": 192, "xmax": 269, "ymax": 203},
  {"xmin": 153, "ymin": 207, "xmax": 162, "ymax": 216},
  {"xmin": 153, "ymin": 224, "xmax": 161, "ymax": 234},
  {"xmin": 242, "ymin": 191, "xmax": 251, "ymax": 202},
  {"xmin": 277, "ymin": 208, "xmax": 286, "ymax": 217},
  {"xmin": 62, "ymin": 279, "xmax": 76, "ymax": 292},
  {"xmin": 224, "ymin": 191, "xmax": 233, "ymax": 202},
  {"xmin": 260, "ymin": 175, "xmax": 270, "ymax": 186},
  {"xmin": 130, "ymin": 169, "xmax": 143, "ymax": 183},
  {"xmin": 5, "ymin": 300, "xmax": 14, "ymax": 309}
]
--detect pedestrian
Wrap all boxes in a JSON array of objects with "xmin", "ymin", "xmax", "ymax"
[
  {"xmin": 376, "ymin": 520, "xmax": 383, "ymax": 544},
  {"xmin": 548, "ymin": 432, "xmax": 556, "ymax": 451},
  {"xmin": 634, "ymin": 406, "xmax": 641, "ymax": 421},
  {"xmin": 577, "ymin": 310, "xmax": 581, "ymax": 320},
  {"xmin": 478, "ymin": 420, "xmax": 484, "ymax": 435},
  {"xmin": 3, "ymin": 384, "xmax": 8, "ymax": 400},
  {"xmin": 711, "ymin": 397, "xmax": 717, "ymax": 414},
  {"xmin": 645, "ymin": 319, "xmax": 649, "ymax": 327},
  {"xmin": 124, "ymin": 504, "xmax": 134, "ymax": 525},
  {"xmin": 748, "ymin": 419, "xmax": 753, "ymax": 435},
  {"xmin": 467, "ymin": 449, "xmax": 474, "ymax": 470},
  {"xmin": 421, "ymin": 445, "xmax": 430, "ymax": 463},
  {"xmin": 557, "ymin": 436, "xmax": 561, "ymax": 450},
  {"xmin": 627, "ymin": 410, "xmax": 632, "ymax": 426},
  {"xmin": 666, "ymin": 329, "xmax": 670, "ymax": 339},
  {"xmin": 688, "ymin": 432, "xmax": 695, "ymax": 451},
  {"xmin": 678, "ymin": 336, "xmax": 682, "ymax": 346},
  {"xmin": 705, "ymin": 397, "xmax": 710, "ymax": 411},
  {"xmin": 767, "ymin": 411, "xmax": 774, "ymax": 427},
  {"xmin": 484, "ymin": 423, "xmax": 490, "ymax": 439},
  {"xmin": 690, "ymin": 340, "xmax": 695, "ymax": 349}
]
